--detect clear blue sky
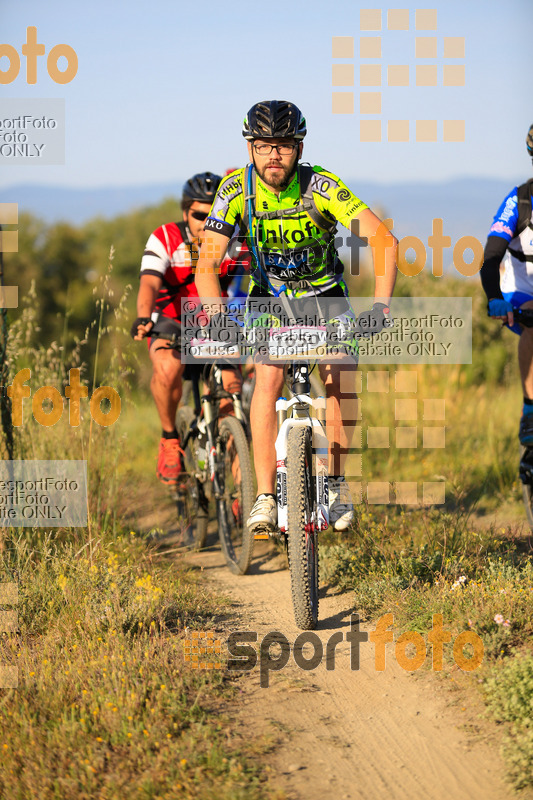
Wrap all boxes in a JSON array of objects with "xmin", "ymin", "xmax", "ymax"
[{"xmin": 1, "ymin": 0, "xmax": 531, "ymax": 189}]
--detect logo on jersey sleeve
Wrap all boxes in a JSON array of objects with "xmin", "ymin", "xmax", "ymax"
[
  {"xmin": 337, "ymin": 188, "xmax": 351, "ymax": 202},
  {"xmin": 205, "ymin": 217, "xmax": 234, "ymax": 238},
  {"xmin": 489, "ymin": 221, "xmax": 513, "ymax": 237},
  {"xmin": 310, "ymin": 173, "xmax": 336, "ymax": 200},
  {"xmin": 220, "ymin": 179, "xmax": 242, "ymax": 200},
  {"xmin": 500, "ymin": 195, "xmax": 517, "ymax": 223}
]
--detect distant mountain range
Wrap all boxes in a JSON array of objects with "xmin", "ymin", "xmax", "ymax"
[{"xmin": 0, "ymin": 177, "xmax": 518, "ymax": 248}]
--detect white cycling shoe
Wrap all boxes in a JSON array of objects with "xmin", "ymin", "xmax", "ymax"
[
  {"xmin": 247, "ymin": 494, "xmax": 278, "ymax": 534},
  {"xmin": 329, "ymin": 477, "xmax": 354, "ymax": 531}
]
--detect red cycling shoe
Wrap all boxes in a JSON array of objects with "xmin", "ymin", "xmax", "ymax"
[{"xmin": 157, "ymin": 437, "xmax": 186, "ymax": 486}]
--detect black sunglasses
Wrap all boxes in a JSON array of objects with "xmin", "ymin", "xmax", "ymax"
[{"xmin": 189, "ymin": 210, "xmax": 209, "ymax": 221}]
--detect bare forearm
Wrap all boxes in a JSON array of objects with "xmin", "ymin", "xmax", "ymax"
[
  {"xmin": 195, "ymin": 230, "xmax": 231, "ymax": 312},
  {"xmin": 195, "ymin": 258, "xmax": 223, "ymax": 298},
  {"xmin": 195, "ymin": 257, "xmax": 226, "ymax": 316},
  {"xmin": 357, "ymin": 209, "xmax": 398, "ymax": 304},
  {"xmin": 374, "ymin": 241, "xmax": 398, "ymax": 303},
  {"xmin": 137, "ymin": 282, "xmax": 158, "ymax": 316}
]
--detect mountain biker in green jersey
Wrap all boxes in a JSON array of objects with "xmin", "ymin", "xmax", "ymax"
[{"xmin": 194, "ymin": 100, "xmax": 398, "ymax": 533}]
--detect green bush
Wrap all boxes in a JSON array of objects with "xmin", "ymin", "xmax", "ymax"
[{"xmin": 485, "ymin": 654, "xmax": 533, "ymax": 790}]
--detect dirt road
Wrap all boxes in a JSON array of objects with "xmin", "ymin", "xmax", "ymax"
[{"xmin": 183, "ymin": 538, "xmax": 511, "ymax": 800}]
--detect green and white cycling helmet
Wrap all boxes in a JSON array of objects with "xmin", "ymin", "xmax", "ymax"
[{"xmin": 242, "ymin": 100, "xmax": 307, "ymax": 141}]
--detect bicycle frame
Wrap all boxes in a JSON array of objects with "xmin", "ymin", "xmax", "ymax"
[
  {"xmin": 181, "ymin": 366, "xmax": 247, "ymax": 501},
  {"xmin": 274, "ymin": 361, "xmax": 329, "ymax": 535}
]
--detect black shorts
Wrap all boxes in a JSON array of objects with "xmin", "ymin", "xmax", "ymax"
[
  {"xmin": 247, "ymin": 283, "xmax": 352, "ymax": 326},
  {"xmin": 149, "ymin": 316, "xmax": 241, "ymax": 380}
]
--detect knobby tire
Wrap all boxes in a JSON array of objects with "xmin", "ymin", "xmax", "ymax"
[
  {"xmin": 286, "ymin": 425, "xmax": 319, "ymax": 630},
  {"xmin": 216, "ymin": 415, "xmax": 255, "ymax": 575}
]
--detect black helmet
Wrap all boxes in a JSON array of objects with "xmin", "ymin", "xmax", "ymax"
[
  {"xmin": 242, "ymin": 100, "xmax": 307, "ymax": 141},
  {"xmin": 527, "ymin": 124, "xmax": 533, "ymax": 158},
  {"xmin": 182, "ymin": 172, "xmax": 222, "ymax": 207}
]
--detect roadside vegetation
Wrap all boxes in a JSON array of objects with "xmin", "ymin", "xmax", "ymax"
[
  {"xmin": 0, "ymin": 527, "xmax": 280, "ymax": 799},
  {"xmin": 0, "ymin": 262, "xmax": 281, "ymax": 800},
  {"xmin": 322, "ymin": 509, "xmax": 533, "ymax": 791}
]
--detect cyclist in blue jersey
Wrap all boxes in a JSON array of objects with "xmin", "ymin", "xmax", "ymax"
[{"xmin": 481, "ymin": 124, "xmax": 533, "ymax": 445}]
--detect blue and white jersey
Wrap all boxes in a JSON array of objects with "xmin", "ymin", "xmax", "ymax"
[{"xmin": 489, "ymin": 187, "xmax": 533, "ymax": 294}]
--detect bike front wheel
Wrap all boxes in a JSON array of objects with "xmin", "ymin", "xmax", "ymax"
[
  {"xmin": 215, "ymin": 415, "xmax": 255, "ymax": 575},
  {"xmin": 175, "ymin": 407, "xmax": 209, "ymax": 549},
  {"xmin": 286, "ymin": 425, "xmax": 319, "ymax": 630}
]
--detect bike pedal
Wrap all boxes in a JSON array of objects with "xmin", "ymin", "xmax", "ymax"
[{"xmin": 250, "ymin": 524, "xmax": 276, "ymax": 540}]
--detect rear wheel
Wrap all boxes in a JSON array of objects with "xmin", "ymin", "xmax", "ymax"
[
  {"xmin": 286, "ymin": 425, "xmax": 319, "ymax": 630},
  {"xmin": 215, "ymin": 415, "xmax": 255, "ymax": 575},
  {"xmin": 175, "ymin": 407, "xmax": 209, "ymax": 549}
]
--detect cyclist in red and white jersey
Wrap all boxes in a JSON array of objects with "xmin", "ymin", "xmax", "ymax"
[{"xmin": 131, "ymin": 172, "xmax": 248, "ymax": 485}]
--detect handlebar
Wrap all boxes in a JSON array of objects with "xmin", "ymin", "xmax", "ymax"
[{"xmin": 146, "ymin": 326, "xmax": 181, "ymax": 347}]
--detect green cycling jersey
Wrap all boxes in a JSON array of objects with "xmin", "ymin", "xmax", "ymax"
[{"xmin": 205, "ymin": 164, "xmax": 368, "ymax": 298}]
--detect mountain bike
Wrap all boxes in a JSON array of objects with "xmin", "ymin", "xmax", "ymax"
[
  {"xmin": 515, "ymin": 308, "xmax": 533, "ymax": 528},
  {"xmin": 185, "ymin": 306, "xmax": 357, "ymax": 620},
  {"xmin": 150, "ymin": 329, "xmax": 255, "ymax": 574},
  {"xmin": 275, "ymin": 357, "xmax": 330, "ymax": 630},
  {"xmin": 245, "ymin": 307, "xmax": 357, "ymax": 629},
  {"xmin": 188, "ymin": 322, "xmax": 331, "ymax": 624},
  {"xmin": 256, "ymin": 312, "xmax": 359, "ymax": 630},
  {"xmin": 177, "ymin": 363, "xmax": 254, "ymax": 574}
]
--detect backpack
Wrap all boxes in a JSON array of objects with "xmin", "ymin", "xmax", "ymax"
[{"xmin": 517, "ymin": 178, "xmax": 533, "ymax": 235}]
